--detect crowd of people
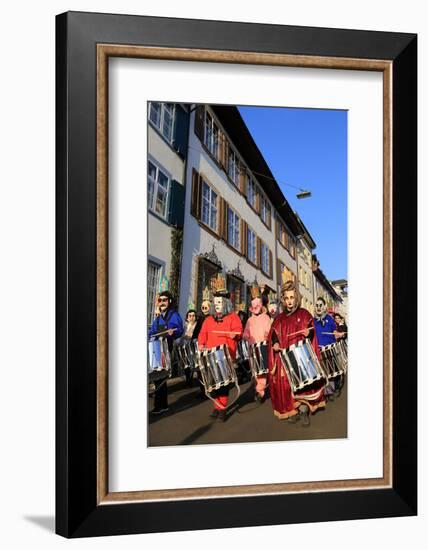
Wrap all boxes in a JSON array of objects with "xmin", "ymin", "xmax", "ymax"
[{"xmin": 148, "ymin": 275, "xmax": 347, "ymax": 427}]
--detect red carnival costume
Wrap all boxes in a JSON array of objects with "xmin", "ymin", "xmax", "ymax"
[
  {"xmin": 197, "ymin": 313, "xmax": 242, "ymax": 361},
  {"xmin": 268, "ymin": 306, "xmax": 326, "ymax": 420},
  {"xmin": 197, "ymin": 274, "xmax": 243, "ymax": 416}
]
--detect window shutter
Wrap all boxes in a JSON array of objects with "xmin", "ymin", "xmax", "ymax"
[
  {"xmin": 256, "ymin": 237, "xmax": 261, "ymax": 267},
  {"xmin": 220, "ymin": 198, "xmax": 228, "ymax": 240},
  {"xmin": 256, "ymin": 189, "xmax": 260, "ymax": 213},
  {"xmin": 269, "ymin": 250, "xmax": 273, "ymax": 278},
  {"xmin": 194, "ymin": 105, "xmax": 205, "ymax": 142},
  {"xmin": 173, "ymin": 104, "xmax": 189, "ymax": 158},
  {"xmin": 191, "ymin": 169, "xmax": 201, "ymax": 219},
  {"xmin": 241, "ymin": 220, "xmax": 247, "ymax": 257},
  {"xmin": 167, "ymin": 180, "xmax": 185, "ymax": 227},
  {"xmin": 222, "ymin": 139, "xmax": 229, "ymax": 172},
  {"xmin": 239, "ymin": 166, "xmax": 246, "ymax": 194},
  {"xmin": 219, "ymin": 133, "xmax": 228, "ymax": 170}
]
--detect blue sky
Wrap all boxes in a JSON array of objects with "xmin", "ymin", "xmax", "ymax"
[{"xmin": 238, "ymin": 106, "xmax": 348, "ymax": 281}]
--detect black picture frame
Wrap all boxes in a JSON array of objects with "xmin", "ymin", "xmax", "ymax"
[{"xmin": 56, "ymin": 11, "xmax": 417, "ymax": 538}]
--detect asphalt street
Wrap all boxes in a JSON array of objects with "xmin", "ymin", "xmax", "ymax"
[{"xmin": 148, "ymin": 374, "xmax": 347, "ymax": 447}]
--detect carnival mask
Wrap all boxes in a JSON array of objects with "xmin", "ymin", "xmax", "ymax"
[
  {"xmin": 213, "ymin": 296, "xmax": 224, "ymax": 315},
  {"xmin": 268, "ymin": 302, "xmax": 278, "ymax": 315},
  {"xmin": 201, "ymin": 300, "xmax": 211, "ymax": 315},
  {"xmin": 250, "ymin": 297, "xmax": 263, "ymax": 315}
]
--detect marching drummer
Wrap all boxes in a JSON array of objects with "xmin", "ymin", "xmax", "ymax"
[
  {"xmin": 148, "ymin": 288, "xmax": 183, "ymax": 415},
  {"xmin": 197, "ymin": 274, "xmax": 242, "ymax": 421},
  {"xmin": 267, "ymin": 278, "xmax": 325, "ymax": 426},
  {"xmin": 314, "ymin": 297, "xmax": 341, "ymax": 400},
  {"xmin": 243, "ymin": 284, "xmax": 272, "ymax": 403},
  {"xmin": 333, "ymin": 313, "xmax": 348, "ymax": 340},
  {"xmin": 179, "ymin": 308, "xmax": 204, "ymax": 387}
]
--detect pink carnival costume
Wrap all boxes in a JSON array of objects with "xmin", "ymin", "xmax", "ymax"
[{"xmin": 243, "ymin": 287, "xmax": 272, "ymax": 401}]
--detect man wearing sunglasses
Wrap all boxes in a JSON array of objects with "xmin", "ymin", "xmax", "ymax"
[{"xmin": 149, "ymin": 290, "xmax": 184, "ymax": 414}]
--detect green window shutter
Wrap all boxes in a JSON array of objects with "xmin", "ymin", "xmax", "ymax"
[
  {"xmin": 173, "ymin": 104, "xmax": 189, "ymax": 158},
  {"xmin": 191, "ymin": 169, "xmax": 201, "ymax": 219},
  {"xmin": 168, "ymin": 180, "xmax": 185, "ymax": 228}
]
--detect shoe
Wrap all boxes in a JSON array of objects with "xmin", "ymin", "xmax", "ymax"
[
  {"xmin": 210, "ymin": 409, "xmax": 219, "ymax": 418},
  {"xmin": 255, "ymin": 393, "xmax": 265, "ymax": 404},
  {"xmin": 286, "ymin": 414, "xmax": 299, "ymax": 424},
  {"xmin": 299, "ymin": 404, "xmax": 310, "ymax": 427},
  {"xmin": 326, "ymin": 394, "xmax": 335, "ymax": 402},
  {"xmin": 151, "ymin": 407, "xmax": 169, "ymax": 415},
  {"xmin": 217, "ymin": 410, "xmax": 227, "ymax": 422}
]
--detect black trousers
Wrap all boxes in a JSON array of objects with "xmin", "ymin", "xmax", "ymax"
[{"xmin": 154, "ymin": 378, "xmax": 168, "ymax": 410}]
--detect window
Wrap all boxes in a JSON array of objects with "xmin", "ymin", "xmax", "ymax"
[
  {"xmin": 247, "ymin": 228, "xmax": 257, "ymax": 264},
  {"xmin": 204, "ymin": 112, "xmax": 220, "ymax": 160},
  {"xmin": 149, "ymin": 102, "xmax": 175, "ymax": 143},
  {"xmin": 148, "ymin": 160, "xmax": 170, "ymax": 219},
  {"xmin": 197, "ymin": 258, "xmax": 221, "ymax": 311},
  {"xmin": 201, "ymin": 180, "xmax": 218, "ymax": 232},
  {"xmin": 278, "ymin": 221, "xmax": 285, "ymax": 247},
  {"xmin": 246, "ymin": 175, "xmax": 257, "ymax": 209},
  {"xmin": 147, "ymin": 261, "xmax": 161, "ymax": 325},
  {"xmin": 260, "ymin": 195, "xmax": 271, "ymax": 228},
  {"xmin": 280, "ymin": 263, "xmax": 295, "ymax": 285},
  {"xmin": 261, "ymin": 242, "xmax": 270, "ymax": 274},
  {"xmin": 227, "ymin": 275, "xmax": 244, "ymax": 311},
  {"xmin": 228, "ymin": 148, "xmax": 239, "ymax": 185},
  {"xmin": 227, "ymin": 208, "xmax": 240, "ymax": 250}
]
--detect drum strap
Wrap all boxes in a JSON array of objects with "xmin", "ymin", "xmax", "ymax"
[{"xmin": 204, "ymin": 379, "xmax": 241, "ymax": 411}]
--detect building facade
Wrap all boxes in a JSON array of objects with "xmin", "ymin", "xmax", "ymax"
[
  {"xmin": 179, "ymin": 104, "xmax": 281, "ymax": 315},
  {"xmin": 312, "ymin": 255, "xmax": 343, "ymax": 314},
  {"xmin": 331, "ymin": 279, "xmax": 348, "ymax": 319},
  {"xmin": 147, "ymin": 102, "xmax": 189, "ymax": 323}
]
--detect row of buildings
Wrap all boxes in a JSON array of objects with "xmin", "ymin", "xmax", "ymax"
[{"xmin": 147, "ymin": 102, "xmax": 347, "ymax": 324}]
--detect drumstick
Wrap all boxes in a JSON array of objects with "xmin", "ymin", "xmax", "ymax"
[
  {"xmin": 287, "ymin": 327, "xmax": 314, "ymax": 337},
  {"xmin": 322, "ymin": 331, "xmax": 347, "ymax": 335},
  {"xmin": 211, "ymin": 330, "xmax": 242, "ymax": 335},
  {"xmin": 151, "ymin": 327, "xmax": 177, "ymax": 337}
]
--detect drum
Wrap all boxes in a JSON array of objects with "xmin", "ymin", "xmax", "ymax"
[
  {"xmin": 279, "ymin": 338, "xmax": 326, "ymax": 393},
  {"xmin": 320, "ymin": 341, "xmax": 347, "ymax": 379},
  {"xmin": 197, "ymin": 344, "xmax": 237, "ymax": 393},
  {"xmin": 236, "ymin": 339, "xmax": 250, "ymax": 363},
  {"xmin": 249, "ymin": 341, "xmax": 269, "ymax": 376},
  {"xmin": 176, "ymin": 339, "xmax": 199, "ymax": 370},
  {"xmin": 148, "ymin": 338, "xmax": 171, "ymax": 381},
  {"xmin": 337, "ymin": 339, "xmax": 348, "ymax": 372}
]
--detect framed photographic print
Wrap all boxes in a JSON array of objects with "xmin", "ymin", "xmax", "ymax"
[{"xmin": 56, "ymin": 11, "xmax": 417, "ymax": 538}]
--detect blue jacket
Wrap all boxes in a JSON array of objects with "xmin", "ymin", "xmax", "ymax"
[
  {"xmin": 314, "ymin": 314, "xmax": 337, "ymax": 347},
  {"xmin": 149, "ymin": 308, "xmax": 184, "ymax": 341}
]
